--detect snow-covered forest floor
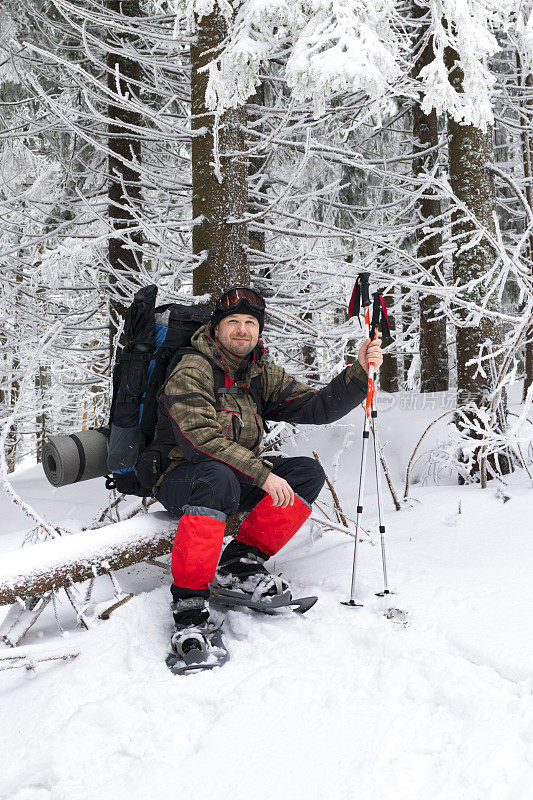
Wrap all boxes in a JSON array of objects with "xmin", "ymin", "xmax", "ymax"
[{"xmin": 1, "ymin": 395, "xmax": 533, "ymax": 800}]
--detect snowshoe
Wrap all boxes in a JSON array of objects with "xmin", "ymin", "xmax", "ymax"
[
  {"xmin": 211, "ymin": 540, "xmax": 317, "ymax": 615},
  {"xmin": 213, "ymin": 539, "xmax": 290, "ymax": 602},
  {"xmin": 209, "ymin": 585, "xmax": 318, "ymax": 615},
  {"xmin": 166, "ymin": 596, "xmax": 229, "ymax": 675},
  {"xmin": 166, "ymin": 624, "xmax": 229, "ymax": 675}
]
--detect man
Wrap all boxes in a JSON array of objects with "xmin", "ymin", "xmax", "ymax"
[{"xmin": 153, "ymin": 286, "xmax": 383, "ymax": 664}]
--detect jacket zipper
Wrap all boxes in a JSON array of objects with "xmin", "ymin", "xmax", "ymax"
[
  {"xmin": 232, "ymin": 411, "xmax": 242, "ymax": 441},
  {"xmin": 233, "ymin": 398, "xmax": 245, "ymax": 434},
  {"xmin": 251, "ymin": 413, "xmax": 262, "ymax": 449}
]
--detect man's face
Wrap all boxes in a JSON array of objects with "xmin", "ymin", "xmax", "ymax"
[{"xmin": 215, "ymin": 314, "xmax": 260, "ymax": 357}]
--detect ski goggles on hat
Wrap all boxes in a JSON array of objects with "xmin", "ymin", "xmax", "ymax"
[{"xmin": 217, "ymin": 287, "xmax": 265, "ymax": 313}]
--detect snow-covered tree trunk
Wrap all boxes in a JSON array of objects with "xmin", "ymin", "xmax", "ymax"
[
  {"xmin": 412, "ymin": 4, "xmax": 449, "ymax": 392},
  {"xmin": 191, "ymin": 8, "xmax": 249, "ymax": 297},
  {"xmin": 107, "ymin": 0, "xmax": 143, "ymax": 355},
  {"xmin": 445, "ymin": 47, "xmax": 509, "ymax": 477}
]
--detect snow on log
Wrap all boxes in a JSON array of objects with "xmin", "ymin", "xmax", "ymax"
[{"xmin": 0, "ymin": 512, "xmax": 177, "ymax": 605}]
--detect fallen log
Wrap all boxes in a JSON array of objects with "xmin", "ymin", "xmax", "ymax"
[{"xmin": 0, "ymin": 511, "xmax": 177, "ymax": 605}]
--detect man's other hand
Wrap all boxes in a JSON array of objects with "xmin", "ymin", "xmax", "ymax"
[
  {"xmin": 358, "ymin": 338, "xmax": 383, "ymax": 374},
  {"xmin": 261, "ymin": 473, "xmax": 295, "ymax": 508}
]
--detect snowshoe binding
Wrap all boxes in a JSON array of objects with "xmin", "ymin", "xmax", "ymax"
[
  {"xmin": 166, "ymin": 597, "xmax": 229, "ymax": 675},
  {"xmin": 210, "ymin": 540, "xmax": 317, "ymax": 615}
]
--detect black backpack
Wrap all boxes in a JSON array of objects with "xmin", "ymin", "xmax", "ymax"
[{"xmin": 106, "ymin": 284, "xmax": 264, "ymax": 497}]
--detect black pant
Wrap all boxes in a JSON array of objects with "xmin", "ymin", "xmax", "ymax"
[{"xmin": 156, "ymin": 456, "xmax": 325, "ymax": 518}]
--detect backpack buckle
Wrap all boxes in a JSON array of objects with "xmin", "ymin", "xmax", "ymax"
[{"xmin": 216, "ymin": 387, "xmax": 245, "ymax": 395}]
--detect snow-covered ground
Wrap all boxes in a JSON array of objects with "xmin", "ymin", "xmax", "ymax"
[{"xmin": 1, "ymin": 395, "xmax": 533, "ymax": 800}]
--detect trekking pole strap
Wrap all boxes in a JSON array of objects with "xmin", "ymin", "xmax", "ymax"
[{"xmin": 348, "ymin": 272, "xmax": 372, "ymax": 318}]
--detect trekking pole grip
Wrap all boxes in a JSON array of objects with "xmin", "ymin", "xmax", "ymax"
[
  {"xmin": 359, "ymin": 272, "xmax": 371, "ymax": 308},
  {"xmin": 369, "ymin": 293, "xmax": 382, "ymax": 341}
]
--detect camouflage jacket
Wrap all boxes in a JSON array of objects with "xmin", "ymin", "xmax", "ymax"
[{"xmin": 154, "ymin": 325, "xmax": 368, "ymax": 487}]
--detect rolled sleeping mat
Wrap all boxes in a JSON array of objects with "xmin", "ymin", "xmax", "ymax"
[{"xmin": 42, "ymin": 429, "xmax": 109, "ymax": 487}]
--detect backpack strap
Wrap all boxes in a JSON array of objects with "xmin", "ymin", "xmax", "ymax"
[
  {"xmin": 213, "ymin": 363, "xmax": 264, "ymax": 419},
  {"xmin": 248, "ymin": 374, "xmax": 264, "ymax": 420},
  {"xmin": 164, "ymin": 345, "xmax": 198, "ymax": 374},
  {"xmin": 166, "ymin": 348, "xmax": 265, "ymax": 421}
]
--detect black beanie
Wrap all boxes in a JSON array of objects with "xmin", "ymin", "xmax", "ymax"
[{"xmin": 210, "ymin": 291, "xmax": 265, "ymax": 334}]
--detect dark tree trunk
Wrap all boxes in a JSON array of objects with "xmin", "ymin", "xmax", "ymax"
[
  {"xmin": 248, "ymin": 82, "xmax": 267, "ymax": 257},
  {"xmin": 35, "ymin": 366, "xmax": 50, "ymax": 463},
  {"xmin": 517, "ymin": 62, "xmax": 533, "ymax": 399},
  {"xmin": 412, "ymin": 6, "xmax": 449, "ymax": 392},
  {"xmin": 6, "ymin": 362, "xmax": 19, "ymax": 474},
  {"xmin": 400, "ymin": 284, "xmax": 414, "ymax": 385},
  {"xmin": 6, "ymin": 271, "xmax": 23, "ymax": 473},
  {"xmin": 301, "ymin": 309, "xmax": 320, "ymax": 383},
  {"xmin": 445, "ymin": 46, "xmax": 510, "ymax": 478},
  {"xmin": 447, "ymin": 77, "xmax": 498, "ymax": 406},
  {"xmin": 379, "ymin": 292, "xmax": 399, "ymax": 393},
  {"xmin": 107, "ymin": 0, "xmax": 143, "ymax": 359},
  {"xmin": 191, "ymin": 8, "xmax": 249, "ymax": 299}
]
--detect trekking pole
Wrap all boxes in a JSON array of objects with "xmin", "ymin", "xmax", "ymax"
[
  {"xmin": 370, "ymin": 416, "xmax": 389, "ymax": 595},
  {"xmin": 367, "ymin": 294, "xmax": 391, "ymax": 597},
  {"xmin": 342, "ymin": 277, "xmax": 392, "ymax": 607},
  {"xmin": 341, "ymin": 273, "xmax": 373, "ymax": 608}
]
